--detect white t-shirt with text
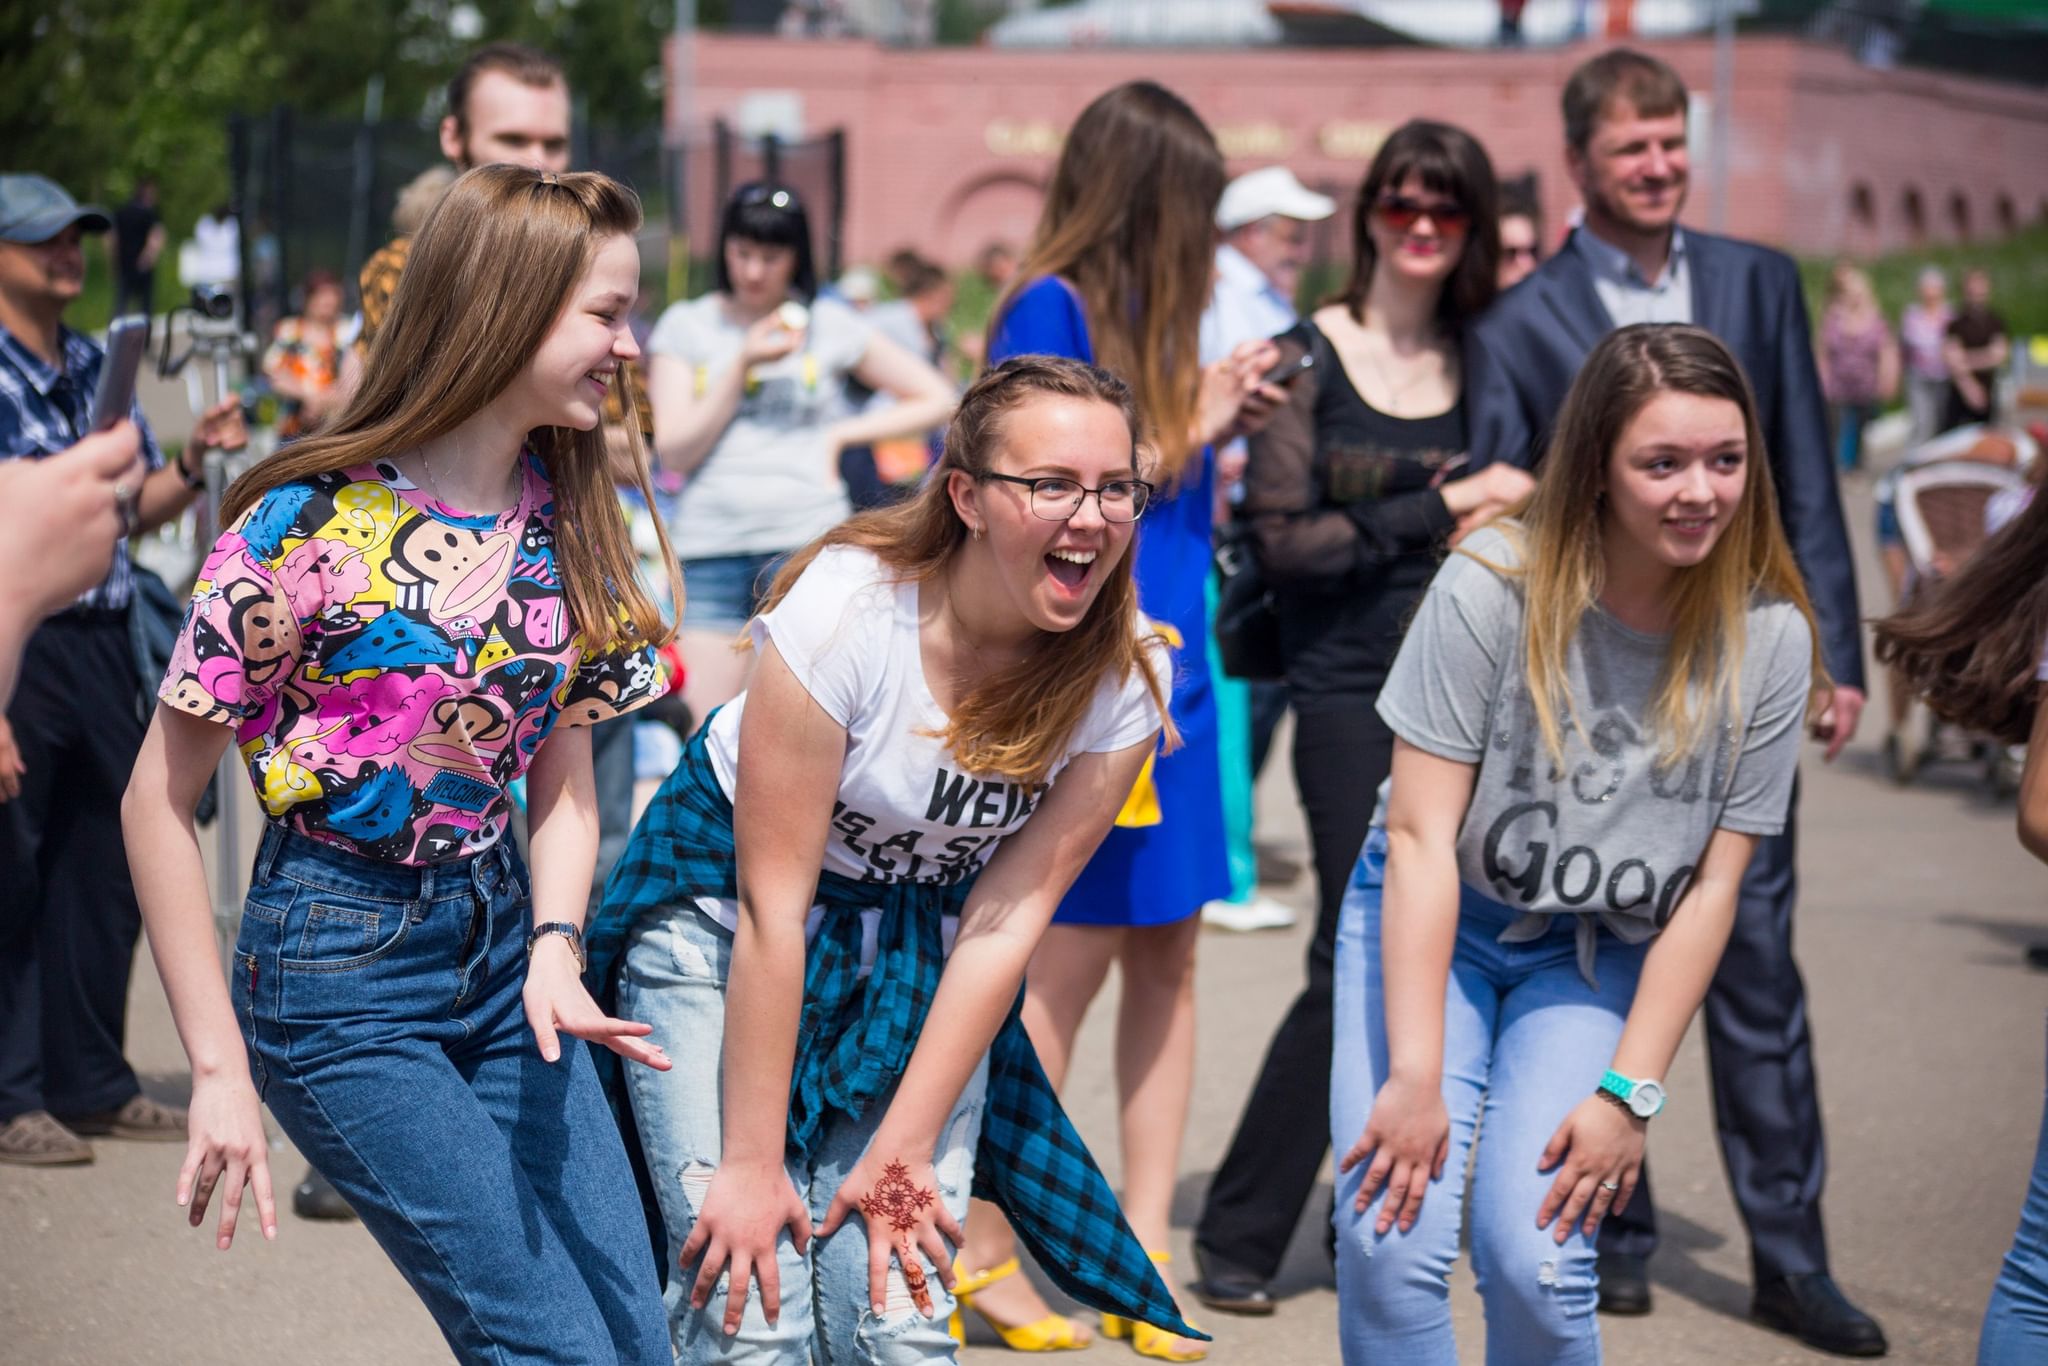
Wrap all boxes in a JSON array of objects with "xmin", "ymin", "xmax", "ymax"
[{"xmin": 699, "ymin": 545, "xmax": 1167, "ymax": 962}]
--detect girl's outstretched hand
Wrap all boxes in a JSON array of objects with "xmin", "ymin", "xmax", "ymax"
[
  {"xmin": 818, "ymin": 1151, "xmax": 962, "ymax": 1318},
  {"xmin": 521, "ymin": 935, "xmax": 669, "ymax": 1069},
  {"xmin": 178, "ymin": 1071, "xmax": 277, "ymax": 1251},
  {"xmin": 1338, "ymin": 1071, "xmax": 1450, "ymax": 1236}
]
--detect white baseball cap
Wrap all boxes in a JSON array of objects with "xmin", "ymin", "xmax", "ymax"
[{"xmin": 1216, "ymin": 167, "xmax": 1336, "ymax": 232}]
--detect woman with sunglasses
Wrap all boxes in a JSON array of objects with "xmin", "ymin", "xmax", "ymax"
[
  {"xmin": 585, "ymin": 357, "xmax": 1205, "ymax": 1363},
  {"xmin": 1195, "ymin": 120, "xmax": 1535, "ymax": 1311},
  {"xmin": 952, "ymin": 81, "xmax": 1280, "ymax": 1362},
  {"xmin": 647, "ymin": 181, "xmax": 956, "ymax": 724}
]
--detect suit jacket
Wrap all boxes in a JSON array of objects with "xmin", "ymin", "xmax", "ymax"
[{"xmin": 1466, "ymin": 227, "xmax": 1864, "ymax": 690}]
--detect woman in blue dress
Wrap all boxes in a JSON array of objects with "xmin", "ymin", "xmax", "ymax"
[{"xmin": 952, "ymin": 81, "xmax": 1282, "ymax": 1360}]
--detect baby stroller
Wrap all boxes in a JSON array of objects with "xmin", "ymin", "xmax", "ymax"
[{"xmin": 1885, "ymin": 456, "xmax": 2028, "ymax": 786}]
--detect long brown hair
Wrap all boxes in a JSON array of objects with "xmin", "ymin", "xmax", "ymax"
[
  {"xmin": 757, "ymin": 357, "xmax": 1176, "ymax": 783},
  {"xmin": 1339, "ymin": 119, "xmax": 1501, "ymax": 331},
  {"xmin": 1487, "ymin": 324, "xmax": 1828, "ymax": 768},
  {"xmin": 1875, "ymin": 485, "xmax": 2048, "ymax": 744},
  {"xmin": 989, "ymin": 81, "xmax": 1224, "ymax": 480},
  {"xmin": 223, "ymin": 165, "xmax": 679, "ymax": 654}
]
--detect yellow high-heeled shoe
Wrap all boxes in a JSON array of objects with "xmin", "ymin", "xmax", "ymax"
[
  {"xmin": 947, "ymin": 1256, "xmax": 1093, "ymax": 1352},
  {"xmin": 1100, "ymin": 1251, "xmax": 1207, "ymax": 1362}
]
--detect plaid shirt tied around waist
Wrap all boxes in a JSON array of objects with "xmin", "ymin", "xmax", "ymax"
[{"xmin": 589, "ymin": 721, "xmax": 1204, "ymax": 1341}]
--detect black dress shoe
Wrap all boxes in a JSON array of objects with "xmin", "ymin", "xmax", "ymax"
[
  {"xmin": 1596, "ymin": 1250, "xmax": 1653, "ymax": 1315},
  {"xmin": 293, "ymin": 1167, "xmax": 357, "ymax": 1221},
  {"xmin": 1752, "ymin": 1273, "xmax": 1889, "ymax": 1357},
  {"xmin": 1188, "ymin": 1247, "xmax": 1275, "ymax": 1316}
]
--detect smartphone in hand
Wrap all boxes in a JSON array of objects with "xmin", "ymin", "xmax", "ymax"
[
  {"xmin": 1260, "ymin": 351, "xmax": 1314, "ymax": 388},
  {"xmin": 89, "ymin": 316, "xmax": 149, "ymax": 433}
]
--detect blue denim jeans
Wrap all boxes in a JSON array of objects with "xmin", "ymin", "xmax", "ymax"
[
  {"xmin": 1979, "ymin": 1016, "xmax": 2048, "ymax": 1364},
  {"xmin": 619, "ymin": 903, "xmax": 987, "ymax": 1364},
  {"xmin": 233, "ymin": 826, "xmax": 669, "ymax": 1365},
  {"xmin": 1330, "ymin": 828, "xmax": 1648, "ymax": 1366},
  {"xmin": 679, "ymin": 551, "xmax": 786, "ymax": 632}
]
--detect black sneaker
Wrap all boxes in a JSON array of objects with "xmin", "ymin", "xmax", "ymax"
[
  {"xmin": 1596, "ymin": 1250, "xmax": 1653, "ymax": 1315},
  {"xmin": 1751, "ymin": 1273, "xmax": 1889, "ymax": 1357}
]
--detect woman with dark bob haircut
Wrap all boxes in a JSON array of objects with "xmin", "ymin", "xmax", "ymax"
[
  {"xmin": 1193, "ymin": 120, "xmax": 1537, "ymax": 1308},
  {"xmin": 647, "ymin": 181, "xmax": 955, "ymax": 723}
]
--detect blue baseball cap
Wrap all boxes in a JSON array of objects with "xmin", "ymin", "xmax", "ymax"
[{"xmin": 0, "ymin": 174, "xmax": 112, "ymax": 244}]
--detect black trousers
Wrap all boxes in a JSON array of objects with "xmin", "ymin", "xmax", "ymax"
[
  {"xmin": 1196, "ymin": 701, "xmax": 1392, "ymax": 1281},
  {"xmin": 0, "ymin": 613, "xmax": 149, "ymax": 1122},
  {"xmin": 1600, "ymin": 780, "xmax": 1828, "ymax": 1280}
]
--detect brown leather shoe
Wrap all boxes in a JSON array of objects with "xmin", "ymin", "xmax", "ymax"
[
  {"xmin": 0, "ymin": 1111, "xmax": 94, "ymax": 1165},
  {"xmin": 58, "ymin": 1094, "xmax": 187, "ymax": 1141}
]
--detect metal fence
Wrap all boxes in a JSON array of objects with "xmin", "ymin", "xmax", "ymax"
[{"xmin": 224, "ymin": 109, "xmax": 845, "ymax": 328}]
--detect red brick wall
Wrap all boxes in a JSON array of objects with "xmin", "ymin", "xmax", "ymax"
[{"xmin": 669, "ymin": 33, "xmax": 2048, "ymax": 270}]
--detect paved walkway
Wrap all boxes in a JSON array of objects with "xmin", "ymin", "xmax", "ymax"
[{"xmin": 2, "ymin": 468, "xmax": 2041, "ymax": 1364}]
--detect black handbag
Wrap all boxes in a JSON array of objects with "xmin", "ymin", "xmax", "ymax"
[
  {"xmin": 129, "ymin": 565, "xmax": 220, "ymax": 826},
  {"xmin": 1213, "ymin": 519, "xmax": 1283, "ymax": 681}
]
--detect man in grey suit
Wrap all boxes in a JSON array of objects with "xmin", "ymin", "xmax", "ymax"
[{"xmin": 1466, "ymin": 48, "xmax": 1885, "ymax": 1358}]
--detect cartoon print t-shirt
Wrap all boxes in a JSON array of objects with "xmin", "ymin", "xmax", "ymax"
[{"xmin": 159, "ymin": 454, "xmax": 663, "ymax": 865}]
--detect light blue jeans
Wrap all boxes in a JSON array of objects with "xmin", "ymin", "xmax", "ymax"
[
  {"xmin": 1978, "ymin": 1015, "xmax": 2048, "ymax": 1363},
  {"xmin": 1330, "ymin": 828, "xmax": 1648, "ymax": 1366},
  {"xmin": 620, "ymin": 903, "xmax": 988, "ymax": 1364}
]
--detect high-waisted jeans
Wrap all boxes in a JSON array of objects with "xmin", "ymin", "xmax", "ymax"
[
  {"xmin": 233, "ymin": 825, "xmax": 669, "ymax": 1364},
  {"xmin": 620, "ymin": 902, "xmax": 987, "ymax": 1364},
  {"xmin": 1331, "ymin": 828, "xmax": 1649, "ymax": 1366}
]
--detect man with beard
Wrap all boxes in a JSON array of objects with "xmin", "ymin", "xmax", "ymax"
[{"xmin": 1466, "ymin": 48, "xmax": 1885, "ymax": 1359}]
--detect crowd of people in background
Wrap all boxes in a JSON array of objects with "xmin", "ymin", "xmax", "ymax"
[{"xmin": 2, "ymin": 30, "xmax": 2045, "ymax": 1366}]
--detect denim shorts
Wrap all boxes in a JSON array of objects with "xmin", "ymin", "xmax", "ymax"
[
  {"xmin": 679, "ymin": 551, "xmax": 786, "ymax": 632},
  {"xmin": 232, "ymin": 824, "xmax": 669, "ymax": 1364}
]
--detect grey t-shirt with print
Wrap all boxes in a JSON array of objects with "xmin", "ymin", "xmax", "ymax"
[
  {"xmin": 1373, "ymin": 526, "xmax": 1813, "ymax": 981},
  {"xmin": 648, "ymin": 293, "xmax": 874, "ymax": 559}
]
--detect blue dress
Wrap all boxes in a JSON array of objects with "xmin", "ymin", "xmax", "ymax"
[{"xmin": 989, "ymin": 277, "xmax": 1230, "ymax": 926}]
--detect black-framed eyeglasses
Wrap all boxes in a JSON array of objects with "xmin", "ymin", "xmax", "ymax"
[{"xmin": 982, "ymin": 473, "xmax": 1153, "ymax": 523}]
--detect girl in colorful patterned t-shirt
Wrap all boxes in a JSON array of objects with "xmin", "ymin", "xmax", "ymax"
[{"xmin": 121, "ymin": 166, "xmax": 681, "ymax": 1363}]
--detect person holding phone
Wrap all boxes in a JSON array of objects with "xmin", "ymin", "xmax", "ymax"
[
  {"xmin": 0, "ymin": 172, "xmax": 242, "ymax": 1168},
  {"xmin": 1197, "ymin": 165, "xmax": 1336, "ymax": 940},
  {"xmin": 1193, "ymin": 120, "xmax": 1533, "ymax": 1314}
]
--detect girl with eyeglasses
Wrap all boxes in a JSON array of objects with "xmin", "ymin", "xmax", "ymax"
[
  {"xmin": 1197, "ymin": 119, "xmax": 1535, "ymax": 1313},
  {"xmin": 1332, "ymin": 324, "xmax": 1824, "ymax": 1363},
  {"xmin": 646, "ymin": 181, "xmax": 956, "ymax": 726},
  {"xmin": 586, "ymin": 357, "xmax": 1207, "ymax": 1363},
  {"xmin": 953, "ymin": 80, "xmax": 1284, "ymax": 1361}
]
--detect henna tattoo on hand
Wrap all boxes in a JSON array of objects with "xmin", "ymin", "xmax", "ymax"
[{"xmin": 861, "ymin": 1160, "xmax": 938, "ymax": 1316}]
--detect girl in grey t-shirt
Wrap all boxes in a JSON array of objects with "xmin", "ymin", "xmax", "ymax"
[{"xmin": 1330, "ymin": 325, "xmax": 1826, "ymax": 1364}]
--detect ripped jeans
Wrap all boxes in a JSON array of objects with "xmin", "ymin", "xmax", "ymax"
[
  {"xmin": 621, "ymin": 902, "xmax": 986, "ymax": 1364},
  {"xmin": 1330, "ymin": 829, "xmax": 1647, "ymax": 1366}
]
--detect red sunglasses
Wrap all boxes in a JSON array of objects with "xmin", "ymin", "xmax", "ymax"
[{"xmin": 1373, "ymin": 194, "xmax": 1471, "ymax": 236}]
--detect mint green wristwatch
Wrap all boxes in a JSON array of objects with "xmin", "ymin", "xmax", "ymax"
[{"xmin": 1598, "ymin": 1069, "xmax": 1667, "ymax": 1120}]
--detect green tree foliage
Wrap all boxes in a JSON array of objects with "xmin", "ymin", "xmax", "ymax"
[{"xmin": 0, "ymin": 0, "xmax": 669, "ymax": 243}]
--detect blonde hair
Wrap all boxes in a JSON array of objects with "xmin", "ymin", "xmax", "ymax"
[
  {"xmin": 988, "ymin": 82, "xmax": 1224, "ymax": 481},
  {"xmin": 224, "ymin": 165, "xmax": 679, "ymax": 655},
  {"xmin": 1485, "ymin": 324, "xmax": 1828, "ymax": 770},
  {"xmin": 392, "ymin": 165, "xmax": 456, "ymax": 236},
  {"xmin": 757, "ymin": 357, "xmax": 1176, "ymax": 784}
]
